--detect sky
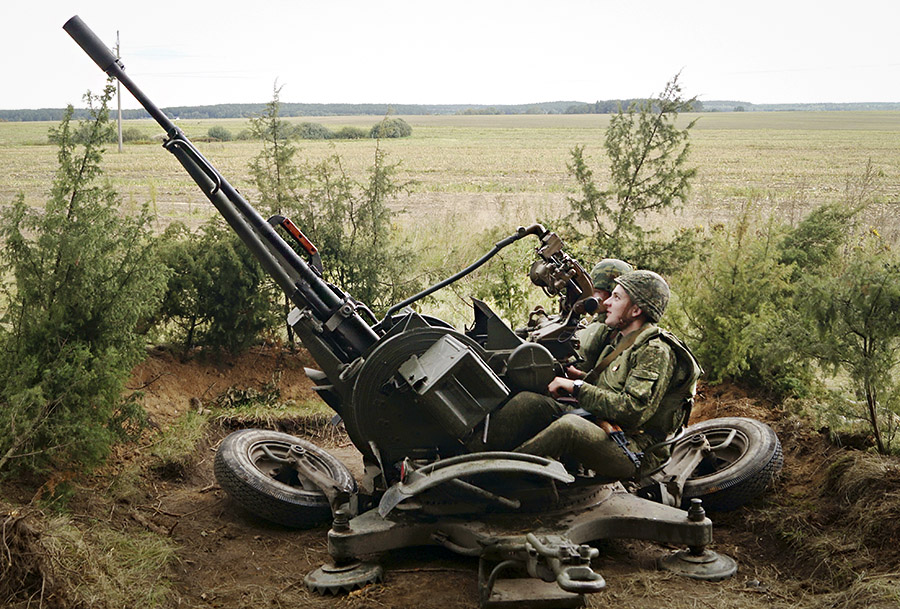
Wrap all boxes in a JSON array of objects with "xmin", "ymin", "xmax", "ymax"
[{"xmin": 3, "ymin": 0, "xmax": 900, "ymax": 110}]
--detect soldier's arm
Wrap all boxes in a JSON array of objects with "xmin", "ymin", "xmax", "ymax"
[{"xmin": 576, "ymin": 341, "xmax": 674, "ymax": 430}]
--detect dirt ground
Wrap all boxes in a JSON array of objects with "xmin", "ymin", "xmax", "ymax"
[{"xmin": 6, "ymin": 345, "xmax": 900, "ymax": 609}]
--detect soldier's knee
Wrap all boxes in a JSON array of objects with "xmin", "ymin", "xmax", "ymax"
[
  {"xmin": 548, "ymin": 414, "xmax": 601, "ymax": 443},
  {"xmin": 556, "ymin": 413, "xmax": 600, "ymax": 433}
]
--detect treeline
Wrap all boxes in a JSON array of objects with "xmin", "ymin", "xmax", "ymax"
[
  {"xmin": 4, "ymin": 99, "xmax": 899, "ymax": 123},
  {"xmin": 0, "ymin": 101, "xmax": 582, "ymax": 122},
  {"xmin": 701, "ymin": 100, "xmax": 900, "ymax": 112}
]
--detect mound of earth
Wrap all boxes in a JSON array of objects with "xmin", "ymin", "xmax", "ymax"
[{"xmin": 3, "ymin": 345, "xmax": 899, "ymax": 609}]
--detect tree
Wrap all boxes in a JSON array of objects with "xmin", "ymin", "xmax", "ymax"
[
  {"xmin": 249, "ymin": 89, "xmax": 419, "ymax": 319},
  {"xmin": 792, "ymin": 236, "xmax": 900, "ymax": 454},
  {"xmin": 564, "ymin": 75, "xmax": 701, "ymax": 275},
  {"xmin": 291, "ymin": 146, "xmax": 417, "ymax": 311},
  {"xmin": 248, "ymin": 84, "xmax": 303, "ymax": 217},
  {"xmin": 670, "ymin": 163, "xmax": 877, "ymax": 398},
  {"xmin": 0, "ymin": 86, "xmax": 168, "ymax": 477}
]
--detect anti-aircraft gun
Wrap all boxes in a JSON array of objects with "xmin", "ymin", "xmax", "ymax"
[{"xmin": 65, "ymin": 15, "xmax": 782, "ymax": 607}]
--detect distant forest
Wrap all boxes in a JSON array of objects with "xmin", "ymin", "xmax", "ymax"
[{"xmin": 2, "ymin": 99, "xmax": 899, "ymax": 122}]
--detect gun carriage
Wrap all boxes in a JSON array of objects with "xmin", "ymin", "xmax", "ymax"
[{"xmin": 65, "ymin": 16, "xmax": 782, "ymax": 607}]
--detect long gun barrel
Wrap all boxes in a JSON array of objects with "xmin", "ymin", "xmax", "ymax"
[{"xmin": 63, "ymin": 15, "xmax": 379, "ymax": 365}]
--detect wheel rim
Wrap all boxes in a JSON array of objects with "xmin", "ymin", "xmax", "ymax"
[
  {"xmin": 247, "ymin": 440, "xmax": 331, "ymax": 494},
  {"xmin": 684, "ymin": 428, "xmax": 750, "ymax": 482}
]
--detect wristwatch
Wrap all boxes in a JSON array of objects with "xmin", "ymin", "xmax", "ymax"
[{"xmin": 572, "ymin": 380, "xmax": 584, "ymax": 399}]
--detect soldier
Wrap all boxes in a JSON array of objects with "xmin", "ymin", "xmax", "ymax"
[
  {"xmin": 476, "ymin": 270, "xmax": 679, "ymax": 481},
  {"xmin": 568, "ymin": 258, "xmax": 634, "ymax": 379}
]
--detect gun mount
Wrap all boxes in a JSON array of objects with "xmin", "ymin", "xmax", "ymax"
[{"xmin": 66, "ymin": 15, "xmax": 782, "ymax": 607}]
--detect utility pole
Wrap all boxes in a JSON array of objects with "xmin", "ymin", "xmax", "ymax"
[{"xmin": 116, "ymin": 30, "xmax": 123, "ymax": 153}]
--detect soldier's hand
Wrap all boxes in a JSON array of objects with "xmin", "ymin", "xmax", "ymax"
[{"xmin": 548, "ymin": 376, "xmax": 575, "ymax": 398}]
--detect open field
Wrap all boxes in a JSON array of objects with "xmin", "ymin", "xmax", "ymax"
[{"xmin": 2, "ymin": 111, "xmax": 899, "ymax": 238}]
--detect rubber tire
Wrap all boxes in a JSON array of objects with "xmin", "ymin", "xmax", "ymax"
[
  {"xmin": 214, "ymin": 429, "xmax": 357, "ymax": 528},
  {"xmin": 677, "ymin": 417, "xmax": 782, "ymax": 511}
]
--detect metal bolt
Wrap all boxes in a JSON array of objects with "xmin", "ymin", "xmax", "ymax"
[
  {"xmin": 332, "ymin": 509, "xmax": 351, "ymax": 533},
  {"xmin": 688, "ymin": 498, "xmax": 706, "ymax": 522}
]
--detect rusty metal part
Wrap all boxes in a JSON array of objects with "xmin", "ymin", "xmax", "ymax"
[
  {"xmin": 658, "ymin": 548, "xmax": 738, "ymax": 581},
  {"xmin": 304, "ymin": 561, "xmax": 383, "ymax": 595}
]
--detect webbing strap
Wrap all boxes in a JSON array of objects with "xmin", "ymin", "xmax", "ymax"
[{"xmin": 584, "ymin": 324, "xmax": 646, "ymax": 385}]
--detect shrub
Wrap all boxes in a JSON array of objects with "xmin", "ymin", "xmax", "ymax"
[
  {"xmin": 370, "ymin": 117, "xmax": 412, "ymax": 139},
  {"xmin": 563, "ymin": 75, "xmax": 701, "ymax": 275},
  {"xmin": 121, "ymin": 127, "xmax": 150, "ymax": 143},
  {"xmin": 790, "ymin": 235, "xmax": 900, "ymax": 453},
  {"xmin": 671, "ymin": 187, "xmax": 873, "ymax": 398},
  {"xmin": 156, "ymin": 220, "xmax": 279, "ymax": 354},
  {"xmin": 293, "ymin": 122, "xmax": 333, "ymax": 140},
  {"xmin": 207, "ymin": 125, "xmax": 233, "ymax": 141},
  {"xmin": 0, "ymin": 87, "xmax": 168, "ymax": 477},
  {"xmin": 333, "ymin": 125, "xmax": 368, "ymax": 140},
  {"xmin": 669, "ymin": 204, "xmax": 798, "ymax": 392},
  {"xmin": 249, "ymin": 87, "xmax": 420, "ymax": 319}
]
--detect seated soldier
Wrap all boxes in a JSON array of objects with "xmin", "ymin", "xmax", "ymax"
[
  {"xmin": 473, "ymin": 270, "xmax": 679, "ymax": 481},
  {"xmin": 568, "ymin": 258, "xmax": 633, "ymax": 379}
]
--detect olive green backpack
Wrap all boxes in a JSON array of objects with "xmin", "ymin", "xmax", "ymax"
[{"xmin": 641, "ymin": 328, "xmax": 703, "ymax": 441}]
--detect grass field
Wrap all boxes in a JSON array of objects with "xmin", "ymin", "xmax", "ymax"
[{"xmin": 1, "ymin": 111, "xmax": 898, "ymax": 238}]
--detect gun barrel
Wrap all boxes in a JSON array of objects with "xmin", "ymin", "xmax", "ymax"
[{"xmin": 63, "ymin": 15, "xmax": 380, "ymax": 361}]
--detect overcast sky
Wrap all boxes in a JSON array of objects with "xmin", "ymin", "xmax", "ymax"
[{"xmin": 3, "ymin": 1, "xmax": 899, "ymax": 110}]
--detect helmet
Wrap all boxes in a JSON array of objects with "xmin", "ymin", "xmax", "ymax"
[
  {"xmin": 614, "ymin": 270, "xmax": 670, "ymax": 322},
  {"xmin": 589, "ymin": 259, "xmax": 634, "ymax": 292}
]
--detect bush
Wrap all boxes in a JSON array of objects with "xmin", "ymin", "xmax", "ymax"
[
  {"xmin": 790, "ymin": 235, "xmax": 900, "ymax": 453},
  {"xmin": 207, "ymin": 125, "xmax": 233, "ymax": 141},
  {"xmin": 333, "ymin": 125, "xmax": 368, "ymax": 140},
  {"xmin": 669, "ymin": 204, "xmax": 798, "ymax": 392},
  {"xmin": 0, "ymin": 88, "xmax": 168, "ymax": 477},
  {"xmin": 156, "ymin": 220, "xmax": 279, "ymax": 354},
  {"xmin": 248, "ymin": 87, "xmax": 420, "ymax": 318},
  {"xmin": 293, "ymin": 122, "xmax": 333, "ymax": 140},
  {"xmin": 671, "ymin": 190, "xmax": 873, "ymax": 399},
  {"xmin": 121, "ymin": 127, "xmax": 150, "ymax": 143},
  {"xmin": 370, "ymin": 117, "xmax": 412, "ymax": 139}
]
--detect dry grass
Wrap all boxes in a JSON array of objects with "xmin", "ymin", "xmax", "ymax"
[
  {"xmin": 1, "ymin": 505, "xmax": 177, "ymax": 609},
  {"xmin": 2, "ymin": 112, "xmax": 898, "ymax": 238}
]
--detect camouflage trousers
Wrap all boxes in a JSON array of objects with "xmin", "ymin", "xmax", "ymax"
[{"xmin": 470, "ymin": 391, "xmax": 638, "ymax": 480}]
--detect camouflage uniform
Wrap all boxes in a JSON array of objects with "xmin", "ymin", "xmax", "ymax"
[
  {"xmin": 574, "ymin": 320, "xmax": 615, "ymax": 373},
  {"xmin": 479, "ymin": 323, "xmax": 675, "ymax": 479},
  {"xmin": 475, "ymin": 270, "xmax": 678, "ymax": 480}
]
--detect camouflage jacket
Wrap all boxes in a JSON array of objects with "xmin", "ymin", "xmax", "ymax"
[
  {"xmin": 576, "ymin": 323, "xmax": 675, "ymax": 441},
  {"xmin": 574, "ymin": 319, "xmax": 616, "ymax": 373}
]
